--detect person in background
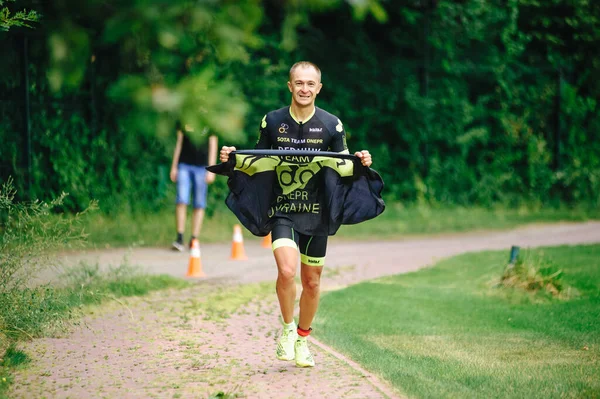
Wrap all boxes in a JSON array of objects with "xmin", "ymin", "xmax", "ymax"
[{"xmin": 170, "ymin": 122, "xmax": 218, "ymax": 251}]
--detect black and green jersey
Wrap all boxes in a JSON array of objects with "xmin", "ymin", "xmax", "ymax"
[
  {"xmin": 207, "ymin": 150, "xmax": 385, "ymax": 236},
  {"xmin": 255, "ymin": 106, "xmax": 349, "ymax": 153}
]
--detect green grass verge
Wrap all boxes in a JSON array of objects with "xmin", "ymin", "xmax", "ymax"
[
  {"xmin": 80, "ymin": 202, "xmax": 600, "ymax": 248},
  {"xmin": 80, "ymin": 208, "xmax": 243, "ymax": 248},
  {"xmin": 334, "ymin": 202, "xmax": 600, "ymax": 240},
  {"xmin": 0, "ymin": 263, "xmax": 191, "ymax": 398},
  {"xmin": 313, "ymin": 244, "xmax": 600, "ymax": 399}
]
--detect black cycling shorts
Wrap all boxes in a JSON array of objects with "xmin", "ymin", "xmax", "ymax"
[{"xmin": 271, "ymin": 224, "xmax": 328, "ymax": 267}]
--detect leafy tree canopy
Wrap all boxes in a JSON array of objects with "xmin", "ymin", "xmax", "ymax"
[{"xmin": 0, "ymin": 0, "xmax": 39, "ymax": 31}]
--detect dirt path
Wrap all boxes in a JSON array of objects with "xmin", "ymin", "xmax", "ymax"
[{"xmin": 9, "ymin": 221, "xmax": 600, "ymax": 399}]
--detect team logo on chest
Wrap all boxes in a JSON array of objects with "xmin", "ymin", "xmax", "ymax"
[{"xmin": 278, "ymin": 123, "xmax": 289, "ymax": 134}]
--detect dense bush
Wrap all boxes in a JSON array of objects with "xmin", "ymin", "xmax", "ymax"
[{"xmin": 0, "ymin": 0, "xmax": 598, "ymax": 212}]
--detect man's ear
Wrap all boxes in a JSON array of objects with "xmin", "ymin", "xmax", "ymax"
[{"xmin": 287, "ymin": 81, "xmax": 293, "ymax": 92}]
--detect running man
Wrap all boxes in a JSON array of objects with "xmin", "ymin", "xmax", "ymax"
[{"xmin": 220, "ymin": 61, "xmax": 372, "ymax": 367}]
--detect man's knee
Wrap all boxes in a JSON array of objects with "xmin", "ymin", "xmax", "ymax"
[
  {"xmin": 277, "ymin": 263, "xmax": 296, "ymax": 282},
  {"xmin": 301, "ymin": 271, "xmax": 321, "ymax": 292}
]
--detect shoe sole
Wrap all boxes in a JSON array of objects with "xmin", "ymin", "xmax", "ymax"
[
  {"xmin": 276, "ymin": 354, "xmax": 295, "ymax": 361},
  {"xmin": 295, "ymin": 361, "xmax": 315, "ymax": 368},
  {"xmin": 171, "ymin": 243, "xmax": 184, "ymax": 252}
]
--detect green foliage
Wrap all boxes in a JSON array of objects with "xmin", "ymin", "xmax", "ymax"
[
  {"xmin": 0, "ymin": 345, "xmax": 29, "ymax": 368},
  {"xmin": 291, "ymin": 1, "xmax": 600, "ymax": 206},
  {"xmin": 46, "ymin": 22, "xmax": 90, "ymax": 91},
  {"xmin": 1, "ymin": 0, "xmax": 599, "ymax": 214},
  {"xmin": 98, "ymin": 1, "xmax": 261, "ymax": 142},
  {"xmin": 0, "ymin": 178, "xmax": 95, "ymax": 291},
  {"xmin": 0, "ymin": 0, "xmax": 39, "ymax": 31},
  {"xmin": 0, "ymin": 179, "xmax": 92, "ymax": 343},
  {"xmin": 0, "ymin": 285, "xmax": 73, "ymax": 341},
  {"xmin": 500, "ymin": 250, "xmax": 572, "ymax": 298}
]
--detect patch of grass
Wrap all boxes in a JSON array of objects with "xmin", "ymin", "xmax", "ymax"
[
  {"xmin": 207, "ymin": 390, "xmax": 242, "ymax": 399},
  {"xmin": 79, "ymin": 206, "xmax": 242, "ymax": 249},
  {"xmin": 314, "ymin": 244, "xmax": 600, "ymax": 399},
  {"xmin": 62, "ymin": 262, "xmax": 191, "ymax": 302},
  {"xmin": 0, "ymin": 344, "xmax": 31, "ymax": 398},
  {"xmin": 0, "ymin": 345, "xmax": 30, "ymax": 368},
  {"xmin": 190, "ymin": 282, "xmax": 272, "ymax": 321},
  {"xmin": 334, "ymin": 202, "xmax": 600, "ymax": 240},
  {"xmin": 78, "ymin": 200, "xmax": 600, "ymax": 249}
]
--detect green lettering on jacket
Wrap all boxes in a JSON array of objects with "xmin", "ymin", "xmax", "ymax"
[{"xmin": 235, "ymin": 154, "xmax": 354, "ymax": 195}]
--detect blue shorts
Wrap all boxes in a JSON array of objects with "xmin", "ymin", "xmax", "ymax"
[{"xmin": 176, "ymin": 163, "xmax": 208, "ymax": 209}]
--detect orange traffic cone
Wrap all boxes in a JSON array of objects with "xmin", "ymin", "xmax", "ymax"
[
  {"xmin": 230, "ymin": 224, "xmax": 248, "ymax": 260},
  {"xmin": 186, "ymin": 238, "xmax": 206, "ymax": 278},
  {"xmin": 261, "ymin": 232, "xmax": 272, "ymax": 249}
]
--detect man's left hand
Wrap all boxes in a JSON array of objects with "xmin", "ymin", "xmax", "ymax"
[{"xmin": 354, "ymin": 150, "xmax": 372, "ymax": 167}]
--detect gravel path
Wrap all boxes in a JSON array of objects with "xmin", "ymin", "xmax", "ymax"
[{"xmin": 9, "ymin": 221, "xmax": 600, "ymax": 399}]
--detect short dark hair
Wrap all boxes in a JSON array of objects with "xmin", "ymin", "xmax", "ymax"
[{"xmin": 289, "ymin": 61, "xmax": 321, "ymax": 82}]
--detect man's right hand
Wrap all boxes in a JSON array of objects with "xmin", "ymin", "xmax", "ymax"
[{"xmin": 220, "ymin": 146, "xmax": 236, "ymax": 163}]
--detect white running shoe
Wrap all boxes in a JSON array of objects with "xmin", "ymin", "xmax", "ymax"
[
  {"xmin": 276, "ymin": 326, "xmax": 298, "ymax": 361},
  {"xmin": 295, "ymin": 337, "xmax": 315, "ymax": 367}
]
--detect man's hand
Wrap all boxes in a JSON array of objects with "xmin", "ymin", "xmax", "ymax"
[
  {"xmin": 205, "ymin": 171, "xmax": 215, "ymax": 184},
  {"xmin": 169, "ymin": 167, "xmax": 178, "ymax": 183},
  {"xmin": 220, "ymin": 146, "xmax": 237, "ymax": 163},
  {"xmin": 354, "ymin": 150, "xmax": 372, "ymax": 167}
]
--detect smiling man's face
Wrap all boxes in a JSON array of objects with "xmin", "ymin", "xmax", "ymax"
[{"xmin": 288, "ymin": 65, "xmax": 322, "ymax": 109}]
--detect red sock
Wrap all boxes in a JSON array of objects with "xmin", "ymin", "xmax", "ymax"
[{"xmin": 297, "ymin": 327, "xmax": 312, "ymax": 337}]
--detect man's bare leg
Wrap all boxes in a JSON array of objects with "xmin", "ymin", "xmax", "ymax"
[
  {"xmin": 191, "ymin": 208, "xmax": 205, "ymax": 238},
  {"xmin": 274, "ymin": 245, "xmax": 299, "ymax": 361},
  {"xmin": 293, "ymin": 263, "xmax": 322, "ymax": 367},
  {"xmin": 175, "ymin": 203, "xmax": 187, "ymax": 235},
  {"xmin": 298, "ymin": 263, "xmax": 323, "ymax": 330},
  {"xmin": 273, "ymin": 246, "xmax": 298, "ymax": 324}
]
